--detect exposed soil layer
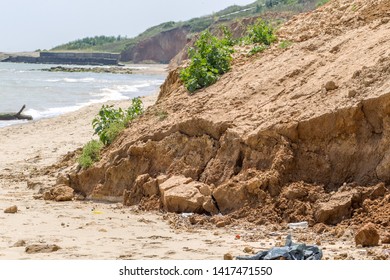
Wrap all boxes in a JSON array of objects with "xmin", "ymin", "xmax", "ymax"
[{"xmin": 63, "ymin": 0, "xmax": 390, "ymax": 246}]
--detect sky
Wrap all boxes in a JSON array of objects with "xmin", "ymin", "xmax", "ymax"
[{"xmin": 0, "ymin": 0, "xmax": 256, "ymax": 52}]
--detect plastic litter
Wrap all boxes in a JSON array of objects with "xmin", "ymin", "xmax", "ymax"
[
  {"xmin": 181, "ymin": 213, "xmax": 193, "ymax": 218},
  {"xmin": 288, "ymin": 221, "xmax": 308, "ymax": 229},
  {"xmin": 236, "ymin": 235, "xmax": 323, "ymax": 260}
]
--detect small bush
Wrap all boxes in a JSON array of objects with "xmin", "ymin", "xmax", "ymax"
[
  {"xmin": 92, "ymin": 97, "xmax": 144, "ymax": 145},
  {"xmin": 180, "ymin": 30, "xmax": 233, "ymax": 93},
  {"xmin": 316, "ymin": 0, "xmax": 330, "ymax": 7},
  {"xmin": 219, "ymin": 25, "xmax": 236, "ymax": 47},
  {"xmin": 279, "ymin": 40, "xmax": 293, "ymax": 49},
  {"xmin": 245, "ymin": 19, "xmax": 276, "ymax": 45},
  {"xmin": 92, "ymin": 105, "xmax": 124, "ymax": 145},
  {"xmin": 155, "ymin": 110, "xmax": 168, "ymax": 121},
  {"xmin": 247, "ymin": 45, "xmax": 267, "ymax": 56},
  {"xmin": 78, "ymin": 140, "xmax": 103, "ymax": 169},
  {"xmin": 104, "ymin": 121, "xmax": 125, "ymax": 145},
  {"xmin": 124, "ymin": 97, "xmax": 144, "ymax": 124}
]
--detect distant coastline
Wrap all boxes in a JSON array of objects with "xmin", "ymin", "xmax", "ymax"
[{"xmin": 1, "ymin": 51, "xmax": 120, "ymax": 65}]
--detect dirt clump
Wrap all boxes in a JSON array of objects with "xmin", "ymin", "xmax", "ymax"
[
  {"xmin": 43, "ymin": 184, "xmax": 74, "ymax": 202},
  {"xmin": 4, "ymin": 205, "xmax": 18, "ymax": 214},
  {"xmin": 355, "ymin": 223, "xmax": 380, "ymax": 247}
]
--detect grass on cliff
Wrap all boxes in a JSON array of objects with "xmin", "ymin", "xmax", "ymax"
[
  {"xmin": 179, "ymin": 30, "xmax": 234, "ymax": 93},
  {"xmin": 92, "ymin": 97, "xmax": 144, "ymax": 145},
  {"xmin": 180, "ymin": 19, "xmax": 277, "ymax": 92},
  {"xmin": 78, "ymin": 140, "xmax": 103, "ymax": 169},
  {"xmin": 78, "ymin": 98, "xmax": 144, "ymax": 169}
]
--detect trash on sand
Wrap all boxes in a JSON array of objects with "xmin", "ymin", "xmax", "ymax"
[
  {"xmin": 181, "ymin": 213, "xmax": 193, "ymax": 218},
  {"xmin": 288, "ymin": 221, "xmax": 308, "ymax": 229},
  {"xmin": 236, "ymin": 235, "xmax": 323, "ymax": 260}
]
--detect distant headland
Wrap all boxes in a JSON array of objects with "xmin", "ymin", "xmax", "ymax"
[{"xmin": 1, "ymin": 51, "xmax": 120, "ymax": 65}]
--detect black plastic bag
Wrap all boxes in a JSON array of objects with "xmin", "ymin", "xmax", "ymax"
[{"xmin": 236, "ymin": 235, "xmax": 322, "ymax": 260}]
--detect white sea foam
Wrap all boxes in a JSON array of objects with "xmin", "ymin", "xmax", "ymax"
[
  {"xmin": 23, "ymin": 86, "xmax": 132, "ymax": 120},
  {"xmin": 63, "ymin": 77, "xmax": 96, "ymax": 83},
  {"xmin": 0, "ymin": 63, "xmax": 166, "ymax": 128},
  {"xmin": 25, "ymin": 105, "xmax": 83, "ymax": 120}
]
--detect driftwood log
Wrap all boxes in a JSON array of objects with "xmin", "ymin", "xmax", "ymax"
[{"xmin": 0, "ymin": 105, "xmax": 33, "ymax": 121}]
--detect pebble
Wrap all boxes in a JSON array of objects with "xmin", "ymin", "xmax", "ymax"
[
  {"xmin": 4, "ymin": 205, "xmax": 18, "ymax": 214},
  {"xmin": 25, "ymin": 244, "xmax": 61, "ymax": 254},
  {"xmin": 324, "ymin": 81, "xmax": 338, "ymax": 91},
  {"xmin": 12, "ymin": 240, "xmax": 26, "ymax": 247},
  {"xmin": 216, "ymin": 221, "xmax": 226, "ymax": 228},
  {"xmin": 244, "ymin": 246, "xmax": 253, "ymax": 254},
  {"xmin": 348, "ymin": 89, "xmax": 357, "ymax": 97}
]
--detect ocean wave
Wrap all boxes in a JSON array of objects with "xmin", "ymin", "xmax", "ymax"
[
  {"xmin": 63, "ymin": 77, "xmax": 97, "ymax": 83},
  {"xmin": 114, "ymin": 83, "xmax": 149, "ymax": 93},
  {"xmin": 44, "ymin": 77, "xmax": 97, "ymax": 83},
  {"xmin": 89, "ymin": 82, "xmax": 155, "ymax": 99},
  {"xmin": 25, "ymin": 105, "xmax": 83, "ymax": 120},
  {"xmin": 24, "ymin": 89, "xmax": 129, "ymax": 120}
]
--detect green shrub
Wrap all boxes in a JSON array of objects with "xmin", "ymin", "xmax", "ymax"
[
  {"xmin": 92, "ymin": 105, "xmax": 125, "ymax": 145},
  {"xmin": 78, "ymin": 140, "xmax": 103, "ymax": 169},
  {"xmin": 124, "ymin": 97, "xmax": 144, "ymax": 124},
  {"xmin": 245, "ymin": 19, "xmax": 277, "ymax": 45},
  {"xmin": 104, "ymin": 121, "xmax": 125, "ymax": 145},
  {"xmin": 180, "ymin": 30, "xmax": 233, "ymax": 93},
  {"xmin": 316, "ymin": 0, "xmax": 330, "ymax": 7},
  {"xmin": 155, "ymin": 110, "xmax": 168, "ymax": 121},
  {"xmin": 279, "ymin": 40, "xmax": 293, "ymax": 49},
  {"xmin": 92, "ymin": 97, "xmax": 144, "ymax": 145},
  {"xmin": 247, "ymin": 45, "xmax": 267, "ymax": 56},
  {"xmin": 219, "ymin": 25, "xmax": 236, "ymax": 47}
]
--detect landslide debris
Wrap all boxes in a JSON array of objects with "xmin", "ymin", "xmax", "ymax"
[{"xmin": 60, "ymin": 0, "xmax": 390, "ymax": 235}]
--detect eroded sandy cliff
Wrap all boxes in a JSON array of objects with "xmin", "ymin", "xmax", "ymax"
[{"xmin": 64, "ymin": 0, "xmax": 390, "ymax": 230}]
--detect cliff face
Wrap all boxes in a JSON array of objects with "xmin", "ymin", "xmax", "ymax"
[
  {"xmin": 120, "ymin": 27, "xmax": 191, "ymax": 64},
  {"xmin": 64, "ymin": 0, "xmax": 390, "ymax": 228}
]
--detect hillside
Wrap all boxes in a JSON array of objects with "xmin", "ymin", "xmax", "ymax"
[
  {"xmin": 52, "ymin": 0, "xmax": 390, "ymax": 258},
  {"xmin": 52, "ymin": 0, "xmax": 321, "ymax": 63}
]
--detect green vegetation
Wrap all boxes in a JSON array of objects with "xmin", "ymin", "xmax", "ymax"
[
  {"xmin": 180, "ymin": 18, "xmax": 277, "ymax": 92},
  {"xmin": 179, "ymin": 30, "xmax": 234, "ymax": 93},
  {"xmin": 248, "ymin": 45, "xmax": 267, "ymax": 56},
  {"xmin": 279, "ymin": 40, "xmax": 293, "ymax": 49},
  {"xmin": 243, "ymin": 19, "xmax": 277, "ymax": 56},
  {"xmin": 316, "ymin": 0, "xmax": 330, "ymax": 7},
  {"xmin": 78, "ymin": 98, "xmax": 144, "ymax": 168},
  {"xmin": 155, "ymin": 110, "xmax": 168, "ymax": 121},
  {"xmin": 92, "ymin": 97, "xmax": 144, "ymax": 145},
  {"xmin": 244, "ymin": 19, "xmax": 277, "ymax": 45},
  {"xmin": 78, "ymin": 140, "xmax": 103, "ymax": 169},
  {"xmin": 52, "ymin": 35, "xmax": 127, "ymax": 52}
]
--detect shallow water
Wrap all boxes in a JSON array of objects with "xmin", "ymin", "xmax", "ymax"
[{"xmin": 0, "ymin": 62, "xmax": 165, "ymax": 128}]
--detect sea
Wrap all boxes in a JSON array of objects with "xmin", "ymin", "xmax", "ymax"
[{"xmin": 0, "ymin": 62, "xmax": 166, "ymax": 128}]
